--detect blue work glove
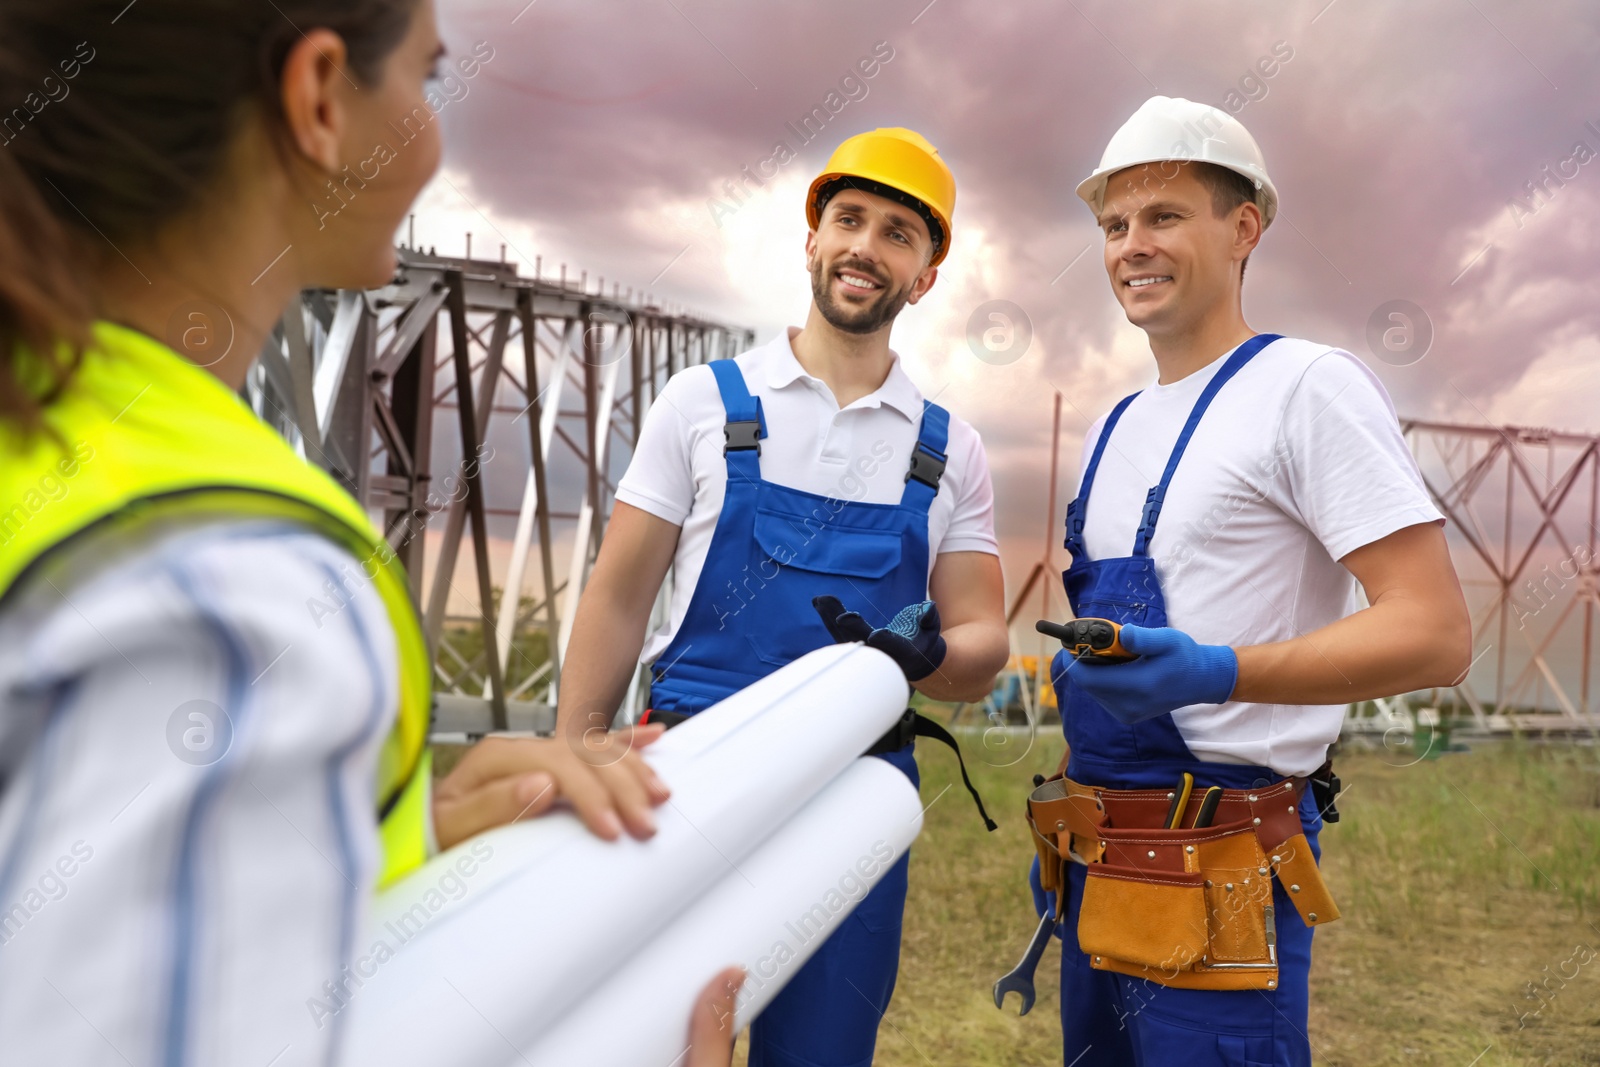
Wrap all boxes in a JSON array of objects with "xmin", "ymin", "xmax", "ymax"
[
  {"xmin": 812, "ymin": 595, "xmax": 947, "ymax": 682},
  {"xmin": 1063, "ymin": 624, "xmax": 1237, "ymax": 725}
]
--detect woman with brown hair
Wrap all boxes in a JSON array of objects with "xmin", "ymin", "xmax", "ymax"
[{"xmin": 0, "ymin": 1, "xmax": 739, "ymax": 1063}]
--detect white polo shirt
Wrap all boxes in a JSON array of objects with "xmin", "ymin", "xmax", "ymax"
[
  {"xmin": 1074, "ymin": 336, "xmax": 1444, "ymax": 777},
  {"xmin": 617, "ymin": 327, "xmax": 999, "ymax": 665}
]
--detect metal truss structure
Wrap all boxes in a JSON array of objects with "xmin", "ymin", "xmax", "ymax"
[
  {"xmin": 972, "ymin": 400, "xmax": 1600, "ymax": 743},
  {"xmin": 245, "ymin": 247, "xmax": 753, "ymax": 737},
  {"xmin": 1343, "ymin": 418, "xmax": 1600, "ymax": 738},
  {"xmin": 244, "ymin": 258, "xmax": 1595, "ymax": 742}
]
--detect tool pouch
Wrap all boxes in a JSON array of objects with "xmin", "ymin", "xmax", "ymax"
[
  {"xmin": 1030, "ymin": 775, "xmax": 1340, "ymax": 991},
  {"xmin": 1078, "ymin": 863, "xmax": 1209, "ymax": 976},
  {"xmin": 1267, "ymin": 831, "xmax": 1340, "ymax": 927},
  {"xmin": 1083, "ymin": 817, "xmax": 1281, "ymax": 990},
  {"xmin": 1026, "ymin": 772, "xmax": 1107, "ymax": 914}
]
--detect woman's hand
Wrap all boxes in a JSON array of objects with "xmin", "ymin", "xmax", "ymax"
[
  {"xmin": 432, "ymin": 723, "xmax": 671, "ymax": 850},
  {"xmin": 686, "ymin": 967, "xmax": 746, "ymax": 1067}
]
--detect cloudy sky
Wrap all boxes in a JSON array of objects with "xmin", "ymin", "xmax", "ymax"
[{"xmin": 413, "ymin": 0, "xmax": 1600, "ymax": 706}]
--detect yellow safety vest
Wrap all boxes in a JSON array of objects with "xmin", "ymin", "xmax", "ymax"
[{"xmin": 0, "ymin": 321, "xmax": 432, "ymax": 887}]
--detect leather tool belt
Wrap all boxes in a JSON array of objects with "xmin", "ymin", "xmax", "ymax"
[{"xmin": 1027, "ymin": 769, "xmax": 1340, "ymax": 991}]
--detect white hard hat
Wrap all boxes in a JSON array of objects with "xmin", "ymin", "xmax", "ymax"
[{"xmin": 1076, "ymin": 95, "xmax": 1278, "ymax": 229}]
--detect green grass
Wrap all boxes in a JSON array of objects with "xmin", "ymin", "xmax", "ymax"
[{"xmin": 1304, "ymin": 740, "xmax": 1600, "ymax": 1066}]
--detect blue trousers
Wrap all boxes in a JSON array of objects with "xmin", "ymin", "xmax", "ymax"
[
  {"xmin": 1059, "ymin": 824, "xmax": 1321, "ymax": 1066},
  {"xmin": 747, "ymin": 747, "xmax": 918, "ymax": 1067}
]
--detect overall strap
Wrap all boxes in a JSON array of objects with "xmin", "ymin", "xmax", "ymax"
[
  {"xmin": 1132, "ymin": 333, "xmax": 1282, "ymax": 556},
  {"xmin": 899, "ymin": 400, "xmax": 950, "ymax": 513},
  {"xmin": 1063, "ymin": 391, "xmax": 1141, "ymax": 559},
  {"xmin": 708, "ymin": 359, "xmax": 767, "ymax": 482}
]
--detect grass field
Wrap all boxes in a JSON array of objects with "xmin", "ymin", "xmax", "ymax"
[{"xmin": 743, "ymin": 726, "xmax": 1600, "ymax": 1067}]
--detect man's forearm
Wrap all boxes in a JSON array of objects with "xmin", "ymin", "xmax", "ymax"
[
  {"xmin": 911, "ymin": 619, "xmax": 1010, "ymax": 704},
  {"xmin": 555, "ymin": 589, "xmax": 654, "ymax": 736},
  {"xmin": 1231, "ymin": 594, "xmax": 1471, "ymax": 706}
]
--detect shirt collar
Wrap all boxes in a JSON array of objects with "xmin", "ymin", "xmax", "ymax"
[{"xmin": 761, "ymin": 327, "xmax": 924, "ymax": 422}]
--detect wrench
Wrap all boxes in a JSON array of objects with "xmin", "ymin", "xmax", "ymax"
[{"xmin": 992, "ymin": 910, "xmax": 1057, "ymax": 1015}]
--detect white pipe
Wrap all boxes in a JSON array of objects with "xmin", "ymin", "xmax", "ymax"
[
  {"xmin": 554, "ymin": 347, "xmax": 623, "ymax": 684},
  {"xmin": 492, "ymin": 327, "xmax": 573, "ymax": 677},
  {"xmin": 524, "ymin": 757, "xmax": 923, "ymax": 1066},
  {"xmin": 314, "ymin": 290, "xmax": 363, "ymax": 443},
  {"xmin": 341, "ymin": 644, "xmax": 909, "ymax": 1064}
]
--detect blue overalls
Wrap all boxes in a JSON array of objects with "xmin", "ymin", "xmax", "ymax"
[
  {"xmin": 1052, "ymin": 334, "xmax": 1323, "ymax": 1066},
  {"xmin": 649, "ymin": 358, "xmax": 950, "ymax": 1067}
]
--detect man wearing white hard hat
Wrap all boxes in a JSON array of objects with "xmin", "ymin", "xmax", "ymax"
[{"xmin": 1023, "ymin": 96, "xmax": 1471, "ymax": 1064}]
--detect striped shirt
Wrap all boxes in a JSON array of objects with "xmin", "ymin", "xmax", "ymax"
[{"xmin": 0, "ymin": 518, "xmax": 399, "ymax": 1067}]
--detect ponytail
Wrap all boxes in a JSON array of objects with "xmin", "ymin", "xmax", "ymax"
[{"xmin": 0, "ymin": 128, "xmax": 94, "ymax": 434}]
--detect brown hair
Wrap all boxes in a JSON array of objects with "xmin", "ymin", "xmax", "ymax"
[
  {"xmin": 1190, "ymin": 161, "xmax": 1261, "ymax": 281},
  {"xmin": 0, "ymin": 0, "xmax": 419, "ymax": 433}
]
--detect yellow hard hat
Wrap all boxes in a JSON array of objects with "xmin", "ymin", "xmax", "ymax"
[{"xmin": 807, "ymin": 128, "xmax": 956, "ymax": 266}]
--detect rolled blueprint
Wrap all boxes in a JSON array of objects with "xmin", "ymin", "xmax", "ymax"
[
  {"xmin": 339, "ymin": 643, "xmax": 909, "ymax": 1065},
  {"xmin": 523, "ymin": 755, "xmax": 924, "ymax": 1066}
]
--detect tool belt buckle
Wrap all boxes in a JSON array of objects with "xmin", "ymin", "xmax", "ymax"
[{"xmin": 1309, "ymin": 760, "xmax": 1342, "ymax": 823}]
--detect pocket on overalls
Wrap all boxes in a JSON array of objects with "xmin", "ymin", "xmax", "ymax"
[{"xmin": 745, "ymin": 509, "xmax": 905, "ymax": 667}]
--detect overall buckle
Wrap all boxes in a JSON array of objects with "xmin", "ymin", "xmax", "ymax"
[
  {"xmin": 1064, "ymin": 499, "xmax": 1085, "ymax": 552},
  {"xmin": 723, "ymin": 419, "xmax": 761, "ymax": 454},
  {"xmin": 1135, "ymin": 485, "xmax": 1166, "ymax": 550},
  {"xmin": 905, "ymin": 444, "xmax": 947, "ymax": 490}
]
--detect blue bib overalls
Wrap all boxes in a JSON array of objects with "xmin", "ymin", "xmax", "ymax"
[
  {"xmin": 1052, "ymin": 335, "xmax": 1323, "ymax": 1066},
  {"xmin": 649, "ymin": 359, "xmax": 950, "ymax": 1067}
]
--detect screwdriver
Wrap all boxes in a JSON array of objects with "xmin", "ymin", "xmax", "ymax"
[
  {"xmin": 1164, "ymin": 772, "xmax": 1194, "ymax": 829},
  {"xmin": 1035, "ymin": 618, "xmax": 1137, "ymax": 664},
  {"xmin": 1191, "ymin": 786, "xmax": 1224, "ymax": 828}
]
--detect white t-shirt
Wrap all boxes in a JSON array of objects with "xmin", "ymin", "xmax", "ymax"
[
  {"xmin": 1073, "ymin": 336, "xmax": 1444, "ymax": 776},
  {"xmin": 616, "ymin": 327, "xmax": 999, "ymax": 665}
]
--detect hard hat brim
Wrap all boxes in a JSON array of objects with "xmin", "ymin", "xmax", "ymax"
[
  {"xmin": 1077, "ymin": 157, "xmax": 1278, "ymax": 230},
  {"xmin": 808, "ymin": 174, "xmax": 952, "ymax": 266}
]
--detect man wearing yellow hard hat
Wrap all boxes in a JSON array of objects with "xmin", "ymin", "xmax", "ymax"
[
  {"xmin": 557, "ymin": 128, "xmax": 1008, "ymax": 1063},
  {"xmin": 1025, "ymin": 96, "xmax": 1469, "ymax": 1064}
]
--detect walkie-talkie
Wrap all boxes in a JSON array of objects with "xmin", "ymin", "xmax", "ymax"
[{"xmin": 1035, "ymin": 618, "xmax": 1137, "ymax": 664}]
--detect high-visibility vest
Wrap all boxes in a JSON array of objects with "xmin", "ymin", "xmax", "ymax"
[{"xmin": 0, "ymin": 320, "xmax": 433, "ymax": 888}]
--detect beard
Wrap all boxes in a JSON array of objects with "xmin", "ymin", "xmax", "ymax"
[{"xmin": 810, "ymin": 256, "xmax": 914, "ymax": 335}]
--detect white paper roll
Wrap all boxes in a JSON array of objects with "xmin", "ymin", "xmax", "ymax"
[
  {"xmin": 340, "ymin": 643, "xmax": 908, "ymax": 1065},
  {"xmin": 523, "ymin": 756, "xmax": 924, "ymax": 1066}
]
